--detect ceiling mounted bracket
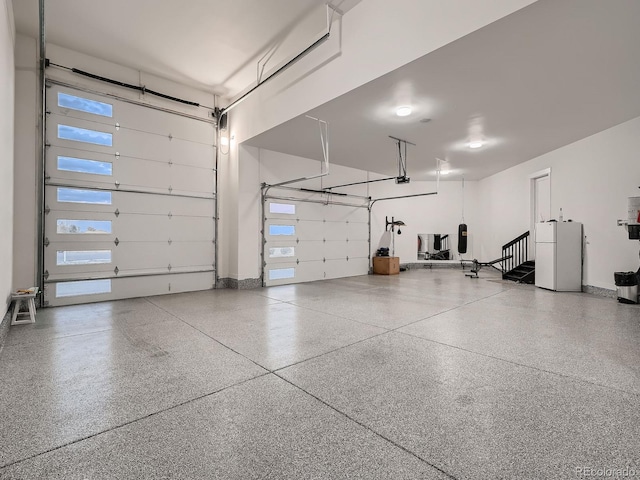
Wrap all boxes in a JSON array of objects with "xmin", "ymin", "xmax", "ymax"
[{"xmin": 389, "ymin": 136, "xmax": 415, "ymax": 184}]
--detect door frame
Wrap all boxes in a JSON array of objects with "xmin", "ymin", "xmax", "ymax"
[{"xmin": 529, "ymin": 168, "xmax": 551, "ymax": 259}]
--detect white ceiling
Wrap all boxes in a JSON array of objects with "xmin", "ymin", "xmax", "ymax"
[
  {"xmin": 12, "ymin": 0, "xmax": 359, "ymax": 96},
  {"xmin": 12, "ymin": 1, "xmax": 640, "ymax": 182},
  {"xmin": 246, "ymin": 0, "xmax": 640, "ymax": 181}
]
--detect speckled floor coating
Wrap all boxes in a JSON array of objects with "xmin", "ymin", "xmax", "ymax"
[{"xmin": 1, "ymin": 269, "xmax": 639, "ymax": 479}]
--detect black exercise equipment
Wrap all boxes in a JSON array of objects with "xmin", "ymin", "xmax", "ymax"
[
  {"xmin": 458, "ymin": 224, "xmax": 468, "ymax": 254},
  {"xmin": 465, "ymin": 255, "xmax": 512, "ymax": 278}
]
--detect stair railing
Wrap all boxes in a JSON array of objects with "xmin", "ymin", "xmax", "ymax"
[{"xmin": 501, "ymin": 231, "xmax": 530, "ymax": 278}]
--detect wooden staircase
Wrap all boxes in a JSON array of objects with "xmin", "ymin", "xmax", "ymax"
[{"xmin": 501, "ymin": 231, "xmax": 536, "ymax": 284}]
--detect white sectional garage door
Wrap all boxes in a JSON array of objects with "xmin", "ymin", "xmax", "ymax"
[
  {"xmin": 43, "ymin": 85, "xmax": 215, "ymax": 306},
  {"xmin": 263, "ymin": 196, "xmax": 370, "ymax": 287}
]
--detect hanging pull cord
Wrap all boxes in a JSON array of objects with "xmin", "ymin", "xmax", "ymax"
[{"xmin": 461, "ymin": 177, "xmax": 465, "ymax": 224}]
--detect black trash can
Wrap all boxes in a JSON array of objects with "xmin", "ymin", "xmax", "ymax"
[{"xmin": 614, "ymin": 271, "xmax": 638, "ymax": 304}]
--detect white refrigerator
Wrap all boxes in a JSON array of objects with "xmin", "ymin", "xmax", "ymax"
[{"xmin": 535, "ymin": 221, "xmax": 582, "ymax": 291}]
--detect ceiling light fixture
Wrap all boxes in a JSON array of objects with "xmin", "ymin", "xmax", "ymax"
[
  {"xmin": 396, "ymin": 106, "xmax": 412, "ymax": 117},
  {"xmin": 468, "ymin": 139, "xmax": 484, "ymax": 149}
]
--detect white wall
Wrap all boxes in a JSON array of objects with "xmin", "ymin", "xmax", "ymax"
[
  {"xmin": 227, "ymin": 0, "xmax": 536, "ymax": 281},
  {"xmin": 230, "ymin": 147, "xmax": 479, "ymax": 281},
  {"xmin": 230, "ymin": 0, "xmax": 537, "ymax": 145},
  {"xmin": 12, "ymin": 37, "xmax": 216, "ymax": 289},
  {"xmin": 1, "ymin": 0, "xmax": 15, "ymax": 314},
  {"xmin": 477, "ymin": 116, "xmax": 640, "ymax": 290},
  {"xmin": 369, "ymin": 179, "xmax": 479, "ymax": 263}
]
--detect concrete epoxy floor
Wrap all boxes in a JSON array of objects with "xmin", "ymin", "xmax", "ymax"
[{"xmin": 0, "ymin": 269, "xmax": 639, "ymax": 479}]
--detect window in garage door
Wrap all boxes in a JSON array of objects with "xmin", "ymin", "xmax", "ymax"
[{"xmin": 43, "ymin": 85, "xmax": 216, "ymax": 306}]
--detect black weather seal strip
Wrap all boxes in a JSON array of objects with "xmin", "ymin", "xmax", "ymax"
[
  {"xmin": 47, "ymin": 60, "xmax": 200, "ymax": 107},
  {"xmin": 300, "ymin": 187, "xmax": 348, "ymax": 197},
  {"xmin": 324, "ymin": 176, "xmax": 397, "ymax": 190}
]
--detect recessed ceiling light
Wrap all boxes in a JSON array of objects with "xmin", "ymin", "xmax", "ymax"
[
  {"xmin": 440, "ymin": 169, "xmax": 451, "ymax": 175},
  {"xmin": 396, "ymin": 106, "xmax": 412, "ymax": 117},
  {"xmin": 469, "ymin": 139, "xmax": 483, "ymax": 149}
]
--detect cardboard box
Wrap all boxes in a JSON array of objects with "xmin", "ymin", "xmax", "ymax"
[{"xmin": 373, "ymin": 256, "xmax": 400, "ymax": 275}]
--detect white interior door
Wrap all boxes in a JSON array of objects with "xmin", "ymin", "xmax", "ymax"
[
  {"xmin": 43, "ymin": 85, "xmax": 216, "ymax": 306},
  {"xmin": 530, "ymin": 170, "xmax": 551, "ymax": 259}
]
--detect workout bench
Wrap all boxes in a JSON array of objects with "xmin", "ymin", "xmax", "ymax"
[{"xmin": 465, "ymin": 255, "xmax": 512, "ymax": 278}]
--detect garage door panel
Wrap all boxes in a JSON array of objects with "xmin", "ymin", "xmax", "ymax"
[
  {"xmin": 324, "ymin": 223, "xmax": 348, "ymax": 241},
  {"xmin": 348, "ymin": 224, "xmax": 369, "ymax": 241},
  {"xmin": 294, "ymin": 221, "xmax": 324, "ymax": 241},
  {"xmin": 323, "ymin": 206, "xmax": 367, "ymax": 222},
  {"xmin": 295, "ymin": 241, "xmax": 325, "ymax": 261},
  {"xmin": 45, "ymin": 85, "xmax": 216, "ymax": 304},
  {"xmin": 49, "ymin": 117, "xmax": 214, "ymax": 173},
  {"xmin": 48, "ymin": 85, "xmax": 214, "ymax": 145},
  {"xmin": 45, "ymin": 271, "xmax": 215, "ymax": 307},
  {"xmin": 263, "ymin": 196, "xmax": 369, "ymax": 286},
  {"xmin": 47, "ymin": 189, "xmax": 214, "ymax": 217},
  {"xmin": 348, "ymin": 241, "xmax": 370, "ymax": 258},
  {"xmin": 295, "ymin": 203, "xmax": 327, "ymax": 221},
  {"xmin": 324, "ymin": 241, "xmax": 347, "ymax": 260},
  {"xmin": 49, "ymin": 117, "xmax": 116, "ymax": 154},
  {"xmin": 45, "ymin": 239, "xmax": 209, "ymax": 271},
  {"xmin": 114, "ymin": 216, "xmax": 213, "ymax": 242},
  {"xmin": 342, "ymin": 258, "xmax": 370, "ymax": 277}
]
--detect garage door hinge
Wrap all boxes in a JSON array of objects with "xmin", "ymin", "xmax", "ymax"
[
  {"xmin": 43, "ymin": 238, "xmax": 49, "ymax": 247},
  {"xmin": 323, "ymin": 257, "xmax": 326, "ymax": 263},
  {"xmin": 168, "ymin": 186, "xmax": 173, "ymax": 194},
  {"xmin": 43, "ymin": 270, "xmax": 49, "ymax": 280},
  {"xmin": 346, "ymin": 256, "xmax": 349, "ymax": 261},
  {"xmin": 168, "ymin": 264, "xmax": 172, "ymax": 272},
  {"xmin": 296, "ymin": 259, "xmax": 299, "ymax": 265},
  {"xmin": 115, "ymin": 181, "xmax": 120, "ymax": 189},
  {"xmin": 45, "ymin": 110, "xmax": 51, "ymax": 115},
  {"xmin": 115, "ymin": 152, "xmax": 120, "ymax": 159},
  {"xmin": 296, "ymin": 238, "xmax": 300, "ymax": 244},
  {"xmin": 168, "ymin": 160, "xmax": 173, "ymax": 166},
  {"xmin": 44, "ymin": 205, "xmax": 50, "ymax": 215},
  {"xmin": 115, "ymin": 122, "xmax": 120, "ymax": 131},
  {"xmin": 168, "ymin": 133, "xmax": 173, "ymax": 141},
  {"xmin": 168, "ymin": 211, "xmax": 173, "ymax": 218},
  {"xmin": 45, "ymin": 175, "xmax": 51, "ymax": 181},
  {"xmin": 168, "ymin": 239, "xmax": 172, "ymax": 245},
  {"xmin": 114, "ymin": 209, "xmax": 120, "ymax": 217},
  {"xmin": 45, "ymin": 142, "xmax": 51, "ymax": 148},
  {"xmin": 114, "ymin": 237, "xmax": 120, "ymax": 246},
  {"xmin": 114, "ymin": 266, "xmax": 119, "ymax": 275}
]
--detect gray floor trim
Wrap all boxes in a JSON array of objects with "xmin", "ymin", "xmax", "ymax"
[
  {"xmin": 217, "ymin": 277, "xmax": 262, "ymax": 290},
  {"xmin": 583, "ymin": 284, "xmax": 617, "ymax": 298},
  {"xmin": 402, "ymin": 262, "xmax": 469, "ymax": 271},
  {"xmin": 0, "ymin": 307, "xmax": 11, "ymax": 354}
]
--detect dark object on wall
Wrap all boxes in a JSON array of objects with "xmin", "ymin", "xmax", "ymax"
[
  {"xmin": 218, "ymin": 112, "xmax": 228, "ymax": 131},
  {"xmin": 376, "ymin": 247, "xmax": 390, "ymax": 257},
  {"xmin": 628, "ymin": 224, "xmax": 640, "ymax": 240},
  {"xmin": 458, "ymin": 224, "xmax": 468, "ymax": 254},
  {"xmin": 433, "ymin": 234, "xmax": 442, "ymax": 251}
]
